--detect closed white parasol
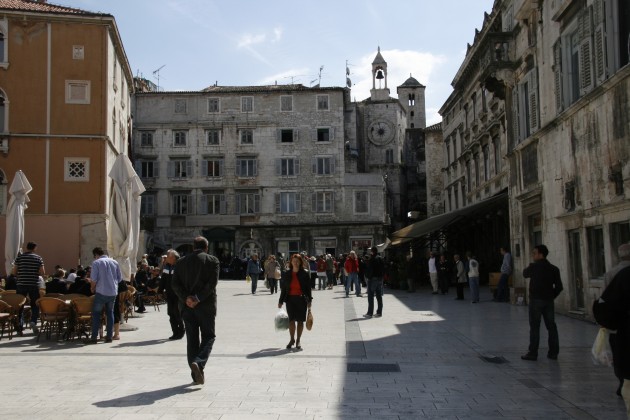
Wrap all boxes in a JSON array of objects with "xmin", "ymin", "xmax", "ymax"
[{"xmin": 4, "ymin": 170, "xmax": 33, "ymax": 275}]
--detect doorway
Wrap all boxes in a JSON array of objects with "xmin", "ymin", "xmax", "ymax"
[{"xmin": 568, "ymin": 230, "xmax": 585, "ymax": 310}]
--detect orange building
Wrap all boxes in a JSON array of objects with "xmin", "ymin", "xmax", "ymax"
[{"xmin": 0, "ymin": 0, "xmax": 133, "ymax": 272}]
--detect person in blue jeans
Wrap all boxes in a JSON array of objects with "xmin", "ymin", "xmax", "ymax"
[
  {"xmin": 494, "ymin": 246, "xmax": 512, "ymax": 302},
  {"xmin": 364, "ymin": 247, "xmax": 384, "ymax": 318},
  {"xmin": 247, "ymin": 254, "xmax": 261, "ymax": 294},
  {"xmin": 343, "ymin": 251, "xmax": 361, "ymax": 297},
  {"xmin": 84, "ymin": 247, "xmax": 122, "ymax": 344}
]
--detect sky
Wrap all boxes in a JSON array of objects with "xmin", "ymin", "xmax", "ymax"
[{"xmin": 58, "ymin": 0, "xmax": 495, "ymax": 125}]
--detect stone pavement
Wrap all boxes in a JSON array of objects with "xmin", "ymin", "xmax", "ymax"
[{"xmin": 0, "ymin": 281, "xmax": 626, "ymax": 419}]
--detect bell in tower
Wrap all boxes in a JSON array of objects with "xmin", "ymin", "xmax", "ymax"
[{"xmin": 371, "ymin": 47, "xmax": 390, "ymax": 101}]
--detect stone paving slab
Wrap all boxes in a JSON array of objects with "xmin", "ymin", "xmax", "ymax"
[{"xmin": 0, "ymin": 280, "xmax": 626, "ymax": 419}]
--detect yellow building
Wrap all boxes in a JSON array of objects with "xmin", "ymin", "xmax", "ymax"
[{"xmin": 0, "ymin": 0, "xmax": 133, "ymax": 271}]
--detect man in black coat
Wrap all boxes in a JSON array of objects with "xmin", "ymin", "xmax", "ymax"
[
  {"xmin": 159, "ymin": 249, "xmax": 184, "ymax": 340},
  {"xmin": 601, "ymin": 264, "xmax": 630, "ymax": 416},
  {"xmin": 521, "ymin": 244, "xmax": 563, "ymax": 361},
  {"xmin": 171, "ymin": 236, "xmax": 219, "ymax": 386}
]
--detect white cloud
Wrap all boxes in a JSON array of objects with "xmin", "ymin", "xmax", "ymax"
[
  {"xmin": 273, "ymin": 27, "xmax": 283, "ymax": 42},
  {"xmin": 347, "ymin": 49, "xmax": 446, "ymax": 104},
  {"xmin": 237, "ymin": 33, "xmax": 267, "ymax": 49}
]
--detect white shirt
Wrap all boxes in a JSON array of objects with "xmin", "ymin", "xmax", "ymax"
[
  {"xmin": 65, "ymin": 272, "xmax": 77, "ymax": 284},
  {"xmin": 428, "ymin": 257, "xmax": 437, "ymax": 273}
]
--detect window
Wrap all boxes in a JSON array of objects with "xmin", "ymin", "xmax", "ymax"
[
  {"xmin": 474, "ymin": 154, "xmax": 480, "ymax": 187},
  {"xmin": 199, "ymin": 192, "xmax": 226, "ymax": 215},
  {"xmin": 280, "ymin": 129, "xmax": 295, "ymax": 143},
  {"xmin": 0, "ymin": 92, "xmax": 6, "ymax": 133},
  {"xmin": 241, "ymin": 96, "xmax": 253, "ymax": 112},
  {"xmin": 64, "ymin": 158, "xmax": 90, "ymax": 182},
  {"xmin": 313, "ymin": 191, "xmax": 334, "ymax": 213},
  {"xmin": 354, "ymin": 191, "xmax": 369, "ymax": 214},
  {"xmin": 276, "ymin": 158, "xmax": 300, "ymax": 176},
  {"xmin": 172, "ymin": 193, "xmax": 192, "ymax": 215},
  {"xmin": 587, "ymin": 226, "xmax": 605, "ymax": 278},
  {"xmin": 236, "ymin": 191, "xmax": 260, "ymax": 214},
  {"xmin": 0, "ymin": 21, "xmax": 7, "ymax": 65},
  {"xmin": 140, "ymin": 194, "xmax": 155, "ymax": 216},
  {"xmin": 316, "ymin": 95, "xmax": 329, "ymax": 110},
  {"xmin": 236, "ymin": 158, "xmax": 257, "ymax": 177},
  {"xmin": 610, "ymin": 222, "xmax": 630, "ymax": 266},
  {"xmin": 201, "ymin": 158, "xmax": 223, "ymax": 177},
  {"xmin": 136, "ymin": 160, "xmax": 159, "ymax": 179},
  {"xmin": 313, "ymin": 156, "xmax": 334, "ymax": 175},
  {"xmin": 167, "ymin": 159, "xmax": 192, "ymax": 179},
  {"xmin": 112, "ymin": 53, "xmax": 117, "ymax": 90},
  {"xmin": 206, "ymin": 129, "xmax": 220, "ymax": 145},
  {"xmin": 277, "ymin": 192, "xmax": 300, "ymax": 214},
  {"xmin": 483, "ymin": 144, "xmax": 490, "ymax": 181},
  {"xmin": 493, "ymin": 137, "xmax": 501, "ymax": 174},
  {"xmin": 174, "ymin": 99, "xmax": 187, "ymax": 114},
  {"xmin": 513, "ymin": 68, "xmax": 539, "ymax": 142},
  {"xmin": 277, "ymin": 240, "xmax": 300, "ymax": 257},
  {"xmin": 317, "ymin": 128, "xmax": 331, "ymax": 142},
  {"xmin": 207, "ymin": 98, "xmax": 220, "ymax": 113},
  {"xmin": 240, "ymin": 129, "xmax": 253, "ymax": 145},
  {"xmin": 173, "ymin": 130, "xmax": 187, "ymax": 146},
  {"xmin": 280, "ymin": 96, "xmax": 293, "ymax": 111},
  {"xmin": 385, "ymin": 149, "xmax": 394, "ymax": 164},
  {"xmin": 65, "ymin": 80, "xmax": 91, "ymax": 104},
  {"xmin": 408, "ymin": 93, "xmax": 415, "ymax": 106},
  {"xmin": 466, "ymin": 160, "xmax": 472, "ymax": 192},
  {"xmin": 446, "ymin": 141, "xmax": 450, "ymax": 165},
  {"xmin": 140, "ymin": 131, "xmax": 154, "ymax": 147}
]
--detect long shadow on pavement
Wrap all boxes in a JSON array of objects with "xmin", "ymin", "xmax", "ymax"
[
  {"xmin": 94, "ymin": 384, "xmax": 200, "ymax": 407},
  {"xmin": 113, "ymin": 338, "xmax": 168, "ymax": 347},
  {"xmin": 246, "ymin": 347, "xmax": 292, "ymax": 358}
]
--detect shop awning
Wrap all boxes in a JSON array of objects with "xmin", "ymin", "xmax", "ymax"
[{"xmin": 391, "ymin": 192, "xmax": 508, "ymax": 246}]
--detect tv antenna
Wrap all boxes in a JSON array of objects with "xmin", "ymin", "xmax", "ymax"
[{"xmin": 153, "ymin": 64, "xmax": 166, "ymax": 91}]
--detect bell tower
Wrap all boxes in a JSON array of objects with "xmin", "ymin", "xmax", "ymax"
[{"xmin": 370, "ymin": 47, "xmax": 390, "ymax": 101}]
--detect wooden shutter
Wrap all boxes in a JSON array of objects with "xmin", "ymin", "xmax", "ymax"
[
  {"xmin": 218, "ymin": 159, "xmax": 224, "ymax": 177},
  {"xmin": 553, "ymin": 40, "xmax": 563, "ymax": 113},
  {"xmin": 235, "ymin": 159, "xmax": 241, "ymax": 176},
  {"xmin": 330, "ymin": 156, "xmax": 336, "ymax": 174},
  {"xmin": 235, "ymin": 194, "xmax": 241, "ymax": 214},
  {"xmin": 528, "ymin": 69, "xmax": 539, "ymax": 132},
  {"xmin": 153, "ymin": 162, "xmax": 159, "ymax": 178},
  {"xmin": 311, "ymin": 192, "xmax": 317, "ymax": 212},
  {"xmin": 167, "ymin": 161, "xmax": 175, "ymax": 178},
  {"xmin": 578, "ymin": 6, "xmax": 594, "ymax": 95},
  {"xmin": 219, "ymin": 194, "xmax": 226, "ymax": 214},
  {"xmin": 331, "ymin": 191, "xmax": 336, "ymax": 214},
  {"xmin": 593, "ymin": 0, "xmax": 607, "ymax": 84},
  {"xmin": 253, "ymin": 159, "xmax": 258, "ymax": 176},
  {"xmin": 294, "ymin": 158, "xmax": 300, "ymax": 175},
  {"xmin": 511, "ymin": 87, "xmax": 520, "ymax": 144},
  {"xmin": 254, "ymin": 194, "xmax": 260, "ymax": 213},
  {"xmin": 295, "ymin": 193, "xmax": 301, "ymax": 213},
  {"xmin": 276, "ymin": 159, "xmax": 282, "ymax": 176},
  {"xmin": 312, "ymin": 157, "xmax": 317, "ymax": 174},
  {"xmin": 199, "ymin": 195, "xmax": 208, "ymax": 215},
  {"xmin": 201, "ymin": 160, "xmax": 208, "ymax": 177},
  {"xmin": 186, "ymin": 160, "xmax": 193, "ymax": 178},
  {"xmin": 275, "ymin": 193, "xmax": 281, "ymax": 213},
  {"xmin": 294, "ymin": 128, "xmax": 299, "ymax": 142},
  {"xmin": 330, "ymin": 127, "xmax": 335, "ymax": 140}
]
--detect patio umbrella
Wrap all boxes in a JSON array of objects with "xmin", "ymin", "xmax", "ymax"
[
  {"xmin": 4, "ymin": 170, "xmax": 33, "ymax": 275},
  {"xmin": 108, "ymin": 154, "xmax": 145, "ymax": 281}
]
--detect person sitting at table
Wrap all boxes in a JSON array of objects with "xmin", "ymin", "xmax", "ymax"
[
  {"xmin": 4, "ymin": 274, "xmax": 17, "ymax": 290},
  {"xmin": 68, "ymin": 269, "xmax": 92, "ymax": 296},
  {"xmin": 147, "ymin": 267, "xmax": 161, "ymax": 294},
  {"xmin": 46, "ymin": 269, "xmax": 68, "ymax": 294},
  {"xmin": 133, "ymin": 262, "xmax": 149, "ymax": 313}
]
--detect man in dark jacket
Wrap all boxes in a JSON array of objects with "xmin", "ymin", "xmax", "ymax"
[
  {"xmin": 521, "ymin": 244, "xmax": 563, "ymax": 361},
  {"xmin": 601, "ymin": 264, "xmax": 630, "ymax": 415},
  {"xmin": 159, "ymin": 249, "xmax": 184, "ymax": 340},
  {"xmin": 172, "ymin": 236, "xmax": 220, "ymax": 385},
  {"xmin": 364, "ymin": 246, "xmax": 385, "ymax": 318}
]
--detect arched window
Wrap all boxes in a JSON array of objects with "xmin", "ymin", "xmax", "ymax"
[{"xmin": 0, "ymin": 90, "xmax": 7, "ymax": 133}]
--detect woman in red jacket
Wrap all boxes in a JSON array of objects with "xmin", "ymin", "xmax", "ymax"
[
  {"xmin": 278, "ymin": 254, "xmax": 313, "ymax": 350},
  {"xmin": 344, "ymin": 251, "xmax": 361, "ymax": 297}
]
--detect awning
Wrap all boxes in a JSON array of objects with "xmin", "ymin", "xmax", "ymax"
[{"xmin": 391, "ymin": 192, "xmax": 508, "ymax": 246}]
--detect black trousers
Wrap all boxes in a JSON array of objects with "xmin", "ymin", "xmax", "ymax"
[
  {"xmin": 166, "ymin": 290, "xmax": 184, "ymax": 336},
  {"xmin": 181, "ymin": 303, "xmax": 216, "ymax": 371}
]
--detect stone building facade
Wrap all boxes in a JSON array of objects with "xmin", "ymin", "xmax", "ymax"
[
  {"xmin": 426, "ymin": 0, "xmax": 630, "ymax": 316},
  {"xmin": 132, "ymin": 48, "xmax": 430, "ymax": 264}
]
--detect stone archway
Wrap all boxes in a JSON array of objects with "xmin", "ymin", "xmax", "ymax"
[{"xmin": 239, "ymin": 240, "xmax": 263, "ymax": 259}]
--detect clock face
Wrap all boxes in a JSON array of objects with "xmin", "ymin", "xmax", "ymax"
[{"xmin": 368, "ymin": 120, "xmax": 394, "ymax": 145}]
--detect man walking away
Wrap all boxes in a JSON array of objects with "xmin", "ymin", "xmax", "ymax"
[
  {"xmin": 454, "ymin": 254, "xmax": 466, "ymax": 300},
  {"xmin": 13, "ymin": 241, "xmax": 45, "ymax": 334},
  {"xmin": 172, "ymin": 236, "xmax": 220, "ymax": 385},
  {"xmin": 246, "ymin": 254, "xmax": 260, "ymax": 294},
  {"xmin": 521, "ymin": 244, "xmax": 563, "ymax": 361},
  {"xmin": 364, "ymin": 246, "xmax": 385, "ymax": 318},
  {"xmin": 160, "ymin": 249, "xmax": 185, "ymax": 340},
  {"xmin": 495, "ymin": 246, "xmax": 512, "ymax": 302},
  {"xmin": 84, "ymin": 247, "xmax": 122, "ymax": 344}
]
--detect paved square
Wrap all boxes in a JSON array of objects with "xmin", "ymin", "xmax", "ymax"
[{"xmin": 0, "ymin": 281, "xmax": 625, "ymax": 419}]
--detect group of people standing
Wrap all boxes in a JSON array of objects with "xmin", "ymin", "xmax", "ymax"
[{"xmin": 427, "ymin": 251, "xmax": 481, "ymax": 302}]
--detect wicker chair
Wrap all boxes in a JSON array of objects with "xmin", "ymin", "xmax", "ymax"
[
  {"xmin": 0, "ymin": 300, "xmax": 13, "ymax": 340},
  {"xmin": 36, "ymin": 297, "xmax": 70, "ymax": 341},
  {"xmin": 0, "ymin": 293, "xmax": 26, "ymax": 336},
  {"xmin": 71, "ymin": 297, "xmax": 94, "ymax": 340}
]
